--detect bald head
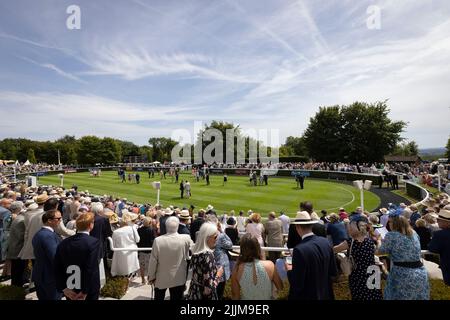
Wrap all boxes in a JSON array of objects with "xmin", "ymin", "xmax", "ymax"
[{"xmin": 0, "ymin": 198, "xmax": 12, "ymax": 208}]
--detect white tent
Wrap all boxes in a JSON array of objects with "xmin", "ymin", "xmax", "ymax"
[
  {"xmin": 24, "ymin": 160, "xmax": 31, "ymax": 166},
  {"xmin": 152, "ymin": 161, "xmax": 161, "ymax": 164}
]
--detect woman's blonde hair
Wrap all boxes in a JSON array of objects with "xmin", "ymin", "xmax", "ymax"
[
  {"xmin": 415, "ymin": 218, "xmax": 426, "ymax": 228},
  {"xmin": 391, "ymin": 216, "xmax": 414, "ymax": 237},
  {"xmin": 250, "ymin": 213, "xmax": 261, "ymax": 224}
]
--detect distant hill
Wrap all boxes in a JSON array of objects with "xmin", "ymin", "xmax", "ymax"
[{"xmin": 419, "ymin": 148, "xmax": 446, "ymax": 156}]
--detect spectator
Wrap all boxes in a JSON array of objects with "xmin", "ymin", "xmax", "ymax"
[
  {"xmin": 90, "ymin": 202, "xmax": 112, "ymax": 285},
  {"xmin": 287, "ymin": 201, "xmax": 325, "ymax": 248},
  {"xmin": 279, "ymin": 211, "xmax": 290, "ymax": 234},
  {"xmin": 208, "ymin": 215, "xmax": 233, "ymax": 300},
  {"xmin": 409, "ymin": 205, "xmax": 421, "ymax": 227},
  {"xmin": 177, "ymin": 210, "xmax": 191, "ymax": 235},
  {"xmin": 245, "ymin": 213, "xmax": 265, "ymax": 250},
  {"xmin": 236, "ymin": 210, "xmax": 246, "ymax": 233},
  {"xmin": 6, "ymin": 201, "xmax": 26, "ymax": 286},
  {"xmin": 231, "ymin": 234, "xmax": 283, "ymax": 300},
  {"xmin": 111, "ymin": 210, "xmax": 140, "ymax": 277},
  {"xmin": 55, "ymin": 212, "xmax": 101, "ymax": 300},
  {"xmin": 428, "ymin": 207, "xmax": 450, "ymax": 285},
  {"xmin": 264, "ymin": 212, "xmax": 283, "ymax": 262},
  {"xmin": 286, "ymin": 211, "xmax": 337, "ymax": 300},
  {"xmin": 137, "ymin": 217, "xmax": 156, "ymax": 285},
  {"xmin": 414, "ymin": 219, "xmax": 431, "ymax": 250},
  {"xmin": 187, "ymin": 222, "xmax": 223, "ymax": 300},
  {"xmin": 334, "ymin": 215, "xmax": 382, "ymax": 300},
  {"xmin": 423, "ymin": 213, "xmax": 440, "ymax": 234},
  {"xmin": 338, "ymin": 208, "xmax": 348, "ymax": 221},
  {"xmin": 378, "ymin": 214, "xmax": 429, "ymax": 300},
  {"xmin": 326, "ymin": 213, "xmax": 348, "ymax": 246},
  {"xmin": 224, "ymin": 217, "xmax": 239, "ymax": 245},
  {"xmin": 190, "ymin": 209, "xmax": 205, "ymax": 242},
  {"xmin": 148, "ymin": 216, "xmax": 192, "ymax": 300},
  {"xmin": 31, "ymin": 210, "xmax": 63, "ymax": 300}
]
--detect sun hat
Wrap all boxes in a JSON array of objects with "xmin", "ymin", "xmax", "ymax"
[
  {"xmin": 290, "ymin": 211, "xmax": 319, "ymax": 225},
  {"xmin": 122, "ymin": 209, "xmax": 139, "ymax": 223},
  {"xmin": 437, "ymin": 208, "xmax": 450, "ymax": 221},
  {"xmin": 179, "ymin": 210, "xmax": 191, "ymax": 220},
  {"xmin": 35, "ymin": 194, "xmax": 49, "ymax": 205}
]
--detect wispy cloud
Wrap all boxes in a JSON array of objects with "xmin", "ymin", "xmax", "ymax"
[{"xmin": 21, "ymin": 57, "xmax": 86, "ymax": 84}]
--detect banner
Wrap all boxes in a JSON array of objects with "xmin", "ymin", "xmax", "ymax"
[
  {"xmin": 65, "ymin": 169, "xmax": 77, "ymax": 173},
  {"xmin": 291, "ymin": 170, "xmax": 310, "ymax": 177}
]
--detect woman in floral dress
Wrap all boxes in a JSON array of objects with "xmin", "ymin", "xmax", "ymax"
[{"xmin": 187, "ymin": 222, "xmax": 224, "ymax": 300}]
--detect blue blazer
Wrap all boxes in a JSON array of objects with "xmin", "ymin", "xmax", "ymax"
[
  {"xmin": 31, "ymin": 227, "xmax": 61, "ymax": 300},
  {"xmin": 54, "ymin": 233, "xmax": 101, "ymax": 300},
  {"xmin": 287, "ymin": 235, "xmax": 337, "ymax": 300}
]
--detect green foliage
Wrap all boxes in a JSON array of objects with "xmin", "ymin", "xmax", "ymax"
[
  {"xmin": 27, "ymin": 148, "xmax": 37, "ymax": 163},
  {"xmin": 149, "ymin": 137, "xmax": 178, "ymax": 162},
  {"xmin": 303, "ymin": 101, "xmax": 406, "ymax": 163},
  {"xmin": 282, "ymin": 136, "xmax": 308, "ymax": 156},
  {"xmin": 100, "ymin": 276, "xmax": 129, "ymax": 299},
  {"xmin": 392, "ymin": 141, "xmax": 419, "ymax": 156},
  {"xmin": 0, "ymin": 284, "xmax": 26, "ymax": 300}
]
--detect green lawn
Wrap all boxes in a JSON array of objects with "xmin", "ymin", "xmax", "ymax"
[{"xmin": 38, "ymin": 171, "xmax": 380, "ymax": 217}]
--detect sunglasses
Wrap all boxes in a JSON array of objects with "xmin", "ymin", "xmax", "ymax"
[{"xmin": 52, "ymin": 217, "xmax": 62, "ymax": 221}]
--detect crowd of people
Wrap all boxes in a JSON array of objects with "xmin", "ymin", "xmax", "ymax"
[{"xmin": 0, "ymin": 177, "xmax": 449, "ymax": 301}]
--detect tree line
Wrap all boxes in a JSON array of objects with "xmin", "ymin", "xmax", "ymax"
[{"xmin": 1, "ymin": 101, "xmax": 440, "ymax": 165}]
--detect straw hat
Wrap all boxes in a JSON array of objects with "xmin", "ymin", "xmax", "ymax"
[
  {"xmin": 206, "ymin": 205, "xmax": 214, "ymax": 211},
  {"xmin": 179, "ymin": 210, "xmax": 191, "ymax": 220},
  {"xmin": 121, "ymin": 210, "xmax": 139, "ymax": 223},
  {"xmin": 290, "ymin": 211, "xmax": 319, "ymax": 225},
  {"xmin": 163, "ymin": 208, "xmax": 174, "ymax": 216},
  {"xmin": 437, "ymin": 208, "xmax": 450, "ymax": 221},
  {"xmin": 35, "ymin": 194, "xmax": 49, "ymax": 205}
]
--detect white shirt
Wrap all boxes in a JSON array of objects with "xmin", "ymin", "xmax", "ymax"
[
  {"xmin": 279, "ymin": 214, "xmax": 290, "ymax": 234},
  {"xmin": 302, "ymin": 232, "xmax": 314, "ymax": 240},
  {"xmin": 42, "ymin": 226, "xmax": 54, "ymax": 232}
]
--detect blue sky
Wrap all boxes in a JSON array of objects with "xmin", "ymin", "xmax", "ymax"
[{"xmin": 0, "ymin": 0, "xmax": 449, "ymax": 148}]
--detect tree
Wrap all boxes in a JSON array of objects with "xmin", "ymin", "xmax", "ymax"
[
  {"xmin": 99, "ymin": 138, "xmax": 122, "ymax": 165},
  {"xmin": 303, "ymin": 101, "xmax": 406, "ymax": 163},
  {"xmin": 283, "ymin": 136, "xmax": 307, "ymax": 156},
  {"xmin": 77, "ymin": 136, "xmax": 103, "ymax": 165},
  {"xmin": 392, "ymin": 141, "xmax": 419, "ymax": 156},
  {"xmin": 446, "ymin": 136, "xmax": 450, "ymax": 159},
  {"xmin": 148, "ymin": 137, "xmax": 178, "ymax": 162},
  {"xmin": 27, "ymin": 149, "xmax": 37, "ymax": 163},
  {"xmin": 303, "ymin": 106, "xmax": 343, "ymax": 162}
]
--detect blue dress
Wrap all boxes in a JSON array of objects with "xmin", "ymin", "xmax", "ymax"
[{"xmin": 379, "ymin": 231, "xmax": 429, "ymax": 300}]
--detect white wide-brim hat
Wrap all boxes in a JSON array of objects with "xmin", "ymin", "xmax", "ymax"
[{"xmin": 290, "ymin": 211, "xmax": 319, "ymax": 225}]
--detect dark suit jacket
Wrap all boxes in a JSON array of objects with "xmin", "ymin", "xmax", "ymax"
[
  {"xmin": 287, "ymin": 235, "xmax": 337, "ymax": 300},
  {"xmin": 178, "ymin": 223, "xmax": 190, "ymax": 235},
  {"xmin": 90, "ymin": 214, "xmax": 113, "ymax": 259},
  {"xmin": 190, "ymin": 217, "xmax": 205, "ymax": 242},
  {"xmin": 31, "ymin": 227, "xmax": 61, "ymax": 300},
  {"xmin": 287, "ymin": 223, "xmax": 326, "ymax": 248},
  {"xmin": 159, "ymin": 215, "xmax": 169, "ymax": 235},
  {"xmin": 54, "ymin": 233, "xmax": 101, "ymax": 300}
]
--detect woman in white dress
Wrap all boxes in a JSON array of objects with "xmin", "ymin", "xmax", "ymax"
[{"xmin": 111, "ymin": 210, "xmax": 141, "ymax": 277}]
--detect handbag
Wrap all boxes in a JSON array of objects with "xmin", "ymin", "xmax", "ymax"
[{"xmin": 337, "ymin": 239, "xmax": 355, "ymax": 276}]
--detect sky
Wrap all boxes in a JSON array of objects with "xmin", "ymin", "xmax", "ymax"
[{"xmin": 0, "ymin": 0, "xmax": 449, "ymax": 148}]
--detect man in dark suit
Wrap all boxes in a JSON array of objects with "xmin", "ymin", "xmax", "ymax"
[
  {"xmin": 31, "ymin": 210, "xmax": 63, "ymax": 300},
  {"xmin": 287, "ymin": 211, "xmax": 337, "ymax": 300},
  {"xmin": 190, "ymin": 209, "xmax": 205, "ymax": 242},
  {"xmin": 179, "ymin": 181, "xmax": 184, "ymax": 198},
  {"xmin": 177, "ymin": 210, "xmax": 191, "ymax": 235},
  {"xmin": 299, "ymin": 175, "xmax": 305, "ymax": 189},
  {"xmin": 287, "ymin": 201, "xmax": 325, "ymax": 248},
  {"xmin": 54, "ymin": 212, "xmax": 101, "ymax": 300},
  {"xmin": 90, "ymin": 203, "xmax": 113, "ymax": 269}
]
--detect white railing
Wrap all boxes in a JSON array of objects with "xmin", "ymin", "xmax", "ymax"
[{"xmin": 108, "ymin": 237, "xmax": 433, "ymax": 256}]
